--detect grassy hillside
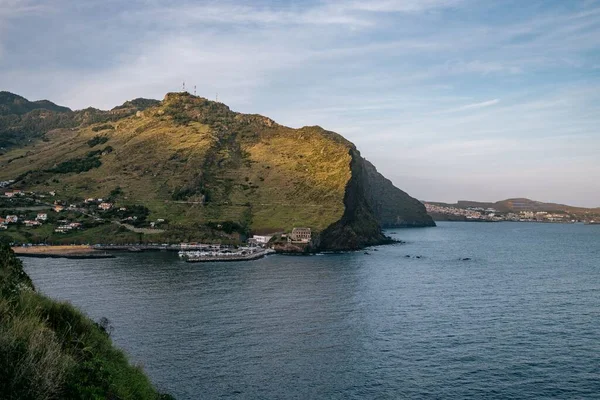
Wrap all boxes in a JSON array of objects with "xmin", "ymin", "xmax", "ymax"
[
  {"xmin": 0, "ymin": 243, "xmax": 172, "ymax": 399},
  {"xmin": 0, "ymin": 91, "xmax": 158, "ymax": 150},
  {"xmin": 0, "ymin": 91, "xmax": 433, "ymax": 248}
]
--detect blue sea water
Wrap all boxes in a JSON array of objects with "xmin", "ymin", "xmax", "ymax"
[{"xmin": 22, "ymin": 222, "xmax": 600, "ymax": 399}]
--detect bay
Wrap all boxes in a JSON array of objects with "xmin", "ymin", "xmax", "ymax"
[{"xmin": 22, "ymin": 222, "xmax": 600, "ymax": 399}]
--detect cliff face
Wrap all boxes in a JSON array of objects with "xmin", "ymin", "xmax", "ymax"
[
  {"xmin": 0, "ymin": 91, "xmax": 434, "ymax": 250},
  {"xmin": 361, "ymin": 159, "xmax": 435, "ymax": 228},
  {"xmin": 319, "ymin": 150, "xmax": 390, "ymax": 251}
]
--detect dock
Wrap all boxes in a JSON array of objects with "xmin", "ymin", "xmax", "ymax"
[{"xmin": 180, "ymin": 248, "xmax": 275, "ymax": 263}]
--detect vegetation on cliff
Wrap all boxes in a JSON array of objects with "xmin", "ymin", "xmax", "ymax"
[{"xmin": 0, "ymin": 243, "xmax": 172, "ymax": 399}]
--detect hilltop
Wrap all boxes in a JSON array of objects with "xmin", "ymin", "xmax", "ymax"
[{"xmin": 0, "ymin": 91, "xmax": 434, "ymax": 250}]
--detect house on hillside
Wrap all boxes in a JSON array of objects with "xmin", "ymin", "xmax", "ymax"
[
  {"xmin": 36, "ymin": 213, "xmax": 48, "ymax": 221},
  {"xmin": 53, "ymin": 205, "xmax": 64, "ymax": 212},
  {"xmin": 5, "ymin": 215, "xmax": 18, "ymax": 223},
  {"xmin": 288, "ymin": 227, "xmax": 311, "ymax": 243},
  {"xmin": 98, "ymin": 202, "xmax": 112, "ymax": 210}
]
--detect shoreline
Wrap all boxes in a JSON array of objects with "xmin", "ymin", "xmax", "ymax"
[{"xmin": 12, "ymin": 245, "xmax": 115, "ymax": 259}]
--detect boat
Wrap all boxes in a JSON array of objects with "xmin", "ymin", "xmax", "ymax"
[{"xmin": 179, "ymin": 248, "xmax": 275, "ymax": 262}]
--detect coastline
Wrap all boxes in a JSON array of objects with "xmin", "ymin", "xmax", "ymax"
[{"xmin": 12, "ymin": 245, "xmax": 115, "ymax": 259}]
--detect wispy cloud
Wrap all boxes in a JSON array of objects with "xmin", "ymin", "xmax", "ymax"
[
  {"xmin": 342, "ymin": 0, "xmax": 466, "ymax": 13},
  {"xmin": 442, "ymin": 99, "xmax": 500, "ymax": 113}
]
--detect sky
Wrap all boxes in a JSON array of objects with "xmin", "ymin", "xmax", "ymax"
[{"xmin": 1, "ymin": 0, "xmax": 599, "ymax": 207}]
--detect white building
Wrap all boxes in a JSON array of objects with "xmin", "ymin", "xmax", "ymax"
[
  {"xmin": 252, "ymin": 235, "xmax": 273, "ymax": 244},
  {"xmin": 36, "ymin": 213, "xmax": 48, "ymax": 221}
]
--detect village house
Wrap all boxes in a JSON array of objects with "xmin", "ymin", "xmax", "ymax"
[
  {"xmin": 24, "ymin": 220, "xmax": 41, "ymax": 227},
  {"xmin": 53, "ymin": 205, "xmax": 64, "ymax": 212},
  {"xmin": 289, "ymin": 227, "xmax": 312, "ymax": 243},
  {"xmin": 4, "ymin": 191, "xmax": 14, "ymax": 198},
  {"xmin": 5, "ymin": 215, "xmax": 18, "ymax": 223},
  {"xmin": 55, "ymin": 225, "xmax": 73, "ymax": 233},
  {"xmin": 99, "ymin": 202, "xmax": 113, "ymax": 210},
  {"xmin": 36, "ymin": 213, "xmax": 48, "ymax": 221}
]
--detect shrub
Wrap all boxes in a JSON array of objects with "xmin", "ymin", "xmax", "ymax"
[
  {"xmin": 47, "ymin": 156, "xmax": 101, "ymax": 174},
  {"xmin": 87, "ymin": 135, "xmax": 109, "ymax": 147},
  {"xmin": 91, "ymin": 124, "xmax": 114, "ymax": 133}
]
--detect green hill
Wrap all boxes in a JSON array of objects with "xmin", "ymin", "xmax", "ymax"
[
  {"xmin": 0, "ymin": 243, "xmax": 172, "ymax": 399},
  {"xmin": 0, "ymin": 91, "xmax": 434, "ymax": 250}
]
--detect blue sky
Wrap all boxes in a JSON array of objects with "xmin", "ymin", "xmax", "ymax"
[{"xmin": 1, "ymin": 0, "xmax": 599, "ymax": 206}]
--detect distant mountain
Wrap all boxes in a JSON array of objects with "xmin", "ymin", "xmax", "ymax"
[
  {"xmin": 0, "ymin": 91, "xmax": 72, "ymax": 115},
  {"xmin": 0, "ymin": 91, "xmax": 158, "ymax": 150},
  {"xmin": 0, "ymin": 91, "xmax": 434, "ymax": 250},
  {"xmin": 428, "ymin": 198, "xmax": 599, "ymax": 214}
]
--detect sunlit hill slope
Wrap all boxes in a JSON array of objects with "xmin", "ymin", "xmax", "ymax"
[{"xmin": 0, "ymin": 91, "xmax": 434, "ymax": 249}]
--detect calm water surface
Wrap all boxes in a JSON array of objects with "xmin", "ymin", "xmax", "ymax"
[{"xmin": 23, "ymin": 222, "xmax": 600, "ymax": 399}]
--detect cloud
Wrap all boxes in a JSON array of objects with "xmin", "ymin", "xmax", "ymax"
[
  {"xmin": 343, "ymin": 0, "xmax": 465, "ymax": 13},
  {"xmin": 443, "ymin": 99, "xmax": 500, "ymax": 113},
  {"xmin": 1, "ymin": 0, "xmax": 599, "ymax": 206},
  {"xmin": 0, "ymin": 0, "xmax": 52, "ymax": 17},
  {"xmin": 120, "ymin": 2, "xmax": 374, "ymax": 28}
]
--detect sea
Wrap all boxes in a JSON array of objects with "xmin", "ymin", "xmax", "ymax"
[{"xmin": 22, "ymin": 222, "xmax": 600, "ymax": 399}]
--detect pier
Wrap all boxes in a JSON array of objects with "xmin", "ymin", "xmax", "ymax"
[{"xmin": 180, "ymin": 248, "xmax": 275, "ymax": 263}]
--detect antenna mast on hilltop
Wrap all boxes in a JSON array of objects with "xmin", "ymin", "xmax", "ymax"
[
  {"xmin": 194, "ymin": 85, "xmax": 197, "ymax": 96},
  {"xmin": 216, "ymin": 92, "xmax": 219, "ymax": 102},
  {"xmin": 182, "ymin": 81, "xmax": 186, "ymax": 92}
]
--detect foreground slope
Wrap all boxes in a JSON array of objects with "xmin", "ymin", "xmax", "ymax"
[
  {"xmin": 0, "ymin": 244, "xmax": 172, "ymax": 399},
  {"xmin": 0, "ymin": 92, "xmax": 434, "ymax": 249}
]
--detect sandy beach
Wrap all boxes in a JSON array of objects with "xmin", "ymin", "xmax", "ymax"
[{"xmin": 12, "ymin": 245, "xmax": 115, "ymax": 259}]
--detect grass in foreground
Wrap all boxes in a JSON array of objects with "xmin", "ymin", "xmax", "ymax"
[{"xmin": 0, "ymin": 243, "xmax": 174, "ymax": 400}]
